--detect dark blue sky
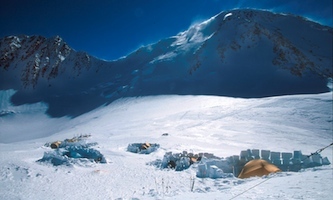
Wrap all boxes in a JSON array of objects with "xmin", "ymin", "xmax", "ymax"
[{"xmin": 1, "ymin": 0, "xmax": 332, "ymax": 60}]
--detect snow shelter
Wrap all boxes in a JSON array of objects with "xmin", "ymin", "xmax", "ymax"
[
  {"xmin": 127, "ymin": 143, "xmax": 160, "ymax": 154},
  {"xmin": 238, "ymin": 159, "xmax": 281, "ymax": 179}
]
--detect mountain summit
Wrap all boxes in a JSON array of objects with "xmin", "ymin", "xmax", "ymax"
[{"xmin": 1, "ymin": 9, "xmax": 332, "ymax": 117}]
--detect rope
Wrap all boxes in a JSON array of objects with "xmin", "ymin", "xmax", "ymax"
[
  {"xmin": 302, "ymin": 142, "xmax": 333, "ymax": 161},
  {"xmin": 229, "ymin": 174, "xmax": 274, "ymax": 200},
  {"xmin": 229, "ymin": 142, "xmax": 333, "ymax": 200}
]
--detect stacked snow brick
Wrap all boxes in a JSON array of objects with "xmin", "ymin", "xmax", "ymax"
[{"xmin": 231, "ymin": 149, "xmax": 331, "ymax": 175}]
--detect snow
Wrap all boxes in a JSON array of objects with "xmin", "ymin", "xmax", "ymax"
[
  {"xmin": 150, "ymin": 52, "xmax": 177, "ymax": 64},
  {"xmin": 328, "ymin": 78, "xmax": 333, "ymax": 91},
  {"xmin": 170, "ymin": 15, "xmax": 215, "ymax": 50},
  {"xmin": 224, "ymin": 13, "xmax": 233, "ymax": 20},
  {"xmin": 0, "ymin": 90, "xmax": 70, "ymax": 143},
  {"xmin": 0, "ymin": 91, "xmax": 332, "ymax": 199},
  {"xmin": 58, "ymin": 54, "xmax": 65, "ymax": 61}
]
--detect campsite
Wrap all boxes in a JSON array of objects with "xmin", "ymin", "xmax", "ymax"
[
  {"xmin": 1, "ymin": 92, "xmax": 332, "ymax": 199},
  {"xmin": 1, "ymin": 1, "xmax": 332, "ymax": 199},
  {"xmin": 40, "ymin": 138, "xmax": 331, "ymax": 178}
]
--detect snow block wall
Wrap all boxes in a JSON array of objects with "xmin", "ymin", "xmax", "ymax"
[
  {"xmin": 197, "ymin": 149, "xmax": 331, "ymax": 178},
  {"xmin": 232, "ymin": 149, "xmax": 331, "ymax": 175},
  {"xmin": 196, "ymin": 158, "xmax": 235, "ymax": 179},
  {"xmin": 153, "ymin": 149, "xmax": 331, "ymax": 179}
]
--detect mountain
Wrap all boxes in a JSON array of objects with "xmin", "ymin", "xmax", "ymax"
[{"xmin": 1, "ymin": 9, "xmax": 332, "ymax": 117}]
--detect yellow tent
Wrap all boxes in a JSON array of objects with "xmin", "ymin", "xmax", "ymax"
[{"xmin": 238, "ymin": 159, "xmax": 281, "ymax": 179}]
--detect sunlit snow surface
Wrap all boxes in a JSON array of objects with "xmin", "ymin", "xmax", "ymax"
[{"xmin": 0, "ymin": 92, "xmax": 332, "ymax": 199}]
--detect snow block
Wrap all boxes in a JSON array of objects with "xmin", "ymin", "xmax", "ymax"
[
  {"xmin": 261, "ymin": 150, "xmax": 270, "ymax": 161},
  {"xmin": 271, "ymin": 152, "xmax": 281, "ymax": 165},
  {"xmin": 252, "ymin": 149, "xmax": 260, "ymax": 159},
  {"xmin": 175, "ymin": 157, "xmax": 191, "ymax": 171},
  {"xmin": 322, "ymin": 157, "xmax": 331, "ymax": 165},
  {"xmin": 292, "ymin": 150, "xmax": 302, "ymax": 163},
  {"xmin": 209, "ymin": 165, "xmax": 224, "ymax": 179},
  {"xmin": 38, "ymin": 151, "xmax": 70, "ymax": 166},
  {"xmin": 196, "ymin": 163, "xmax": 208, "ymax": 178}
]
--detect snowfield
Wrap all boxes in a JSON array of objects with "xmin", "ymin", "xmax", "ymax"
[{"xmin": 0, "ymin": 91, "xmax": 332, "ymax": 199}]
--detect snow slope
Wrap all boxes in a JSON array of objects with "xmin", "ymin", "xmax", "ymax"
[{"xmin": 0, "ymin": 92, "xmax": 332, "ymax": 199}]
